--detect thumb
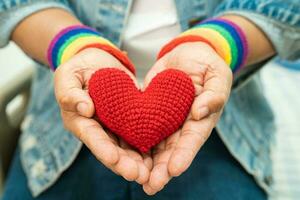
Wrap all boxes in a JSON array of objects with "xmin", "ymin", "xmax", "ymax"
[
  {"xmin": 191, "ymin": 90, "xmax": 227, "ymax": 120},
  {"xmin": 54, "ymin": 66, "xmax": 94, "ymax": 117},
  {"xmin": 191, "ymin": 66, "xmax": 232, "ymax": 120}
]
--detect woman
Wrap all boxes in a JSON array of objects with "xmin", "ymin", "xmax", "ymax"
[{"xmin": 1, "ymin": 0, "xmax": 300, "ymax": 199}]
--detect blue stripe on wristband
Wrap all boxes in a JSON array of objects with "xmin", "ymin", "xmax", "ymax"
[
  {"xmin": 196, "ymin": 20, "xmax": 245, "ymax": 71},
  {"xmin": 51, "ymin": 28, "xmax": 99, "ymax": 68}
]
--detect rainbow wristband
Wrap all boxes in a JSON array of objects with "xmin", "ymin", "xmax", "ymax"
[
  {"xmin": 47, "ymin": 25, "xmax": 135, "ymax": 74},
  {"xmin": 158, "ymin": 18, "xmax": 248, "ymax": 73}
]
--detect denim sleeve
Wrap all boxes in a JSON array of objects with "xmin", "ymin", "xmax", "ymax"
[
  {"xmin": 214, "ymin": 0, "xmax": 300, "ymax": 60},
  {"xmin": 0, "ymin": 0, "xmax": 72, "ymax": 48}
]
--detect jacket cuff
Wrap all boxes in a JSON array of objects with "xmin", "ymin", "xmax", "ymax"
[{"xmin": 0, "ymin": 1, "xmax": 73, "ymax": 48}]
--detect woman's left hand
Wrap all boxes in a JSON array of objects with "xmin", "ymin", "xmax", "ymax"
[{"xmin": 142, "ymin": 42, "xmax": 233, "ymax": 195}]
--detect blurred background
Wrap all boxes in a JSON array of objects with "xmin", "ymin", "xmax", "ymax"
[{"xmin": 0, "ymin": 43, "xmax": 299, "ymax": 199}]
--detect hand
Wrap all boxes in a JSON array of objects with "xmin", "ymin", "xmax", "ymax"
[
  {"xmin": 142, "ymin": 42, "xmax": 233, "ymax": 195},
  {"xmin": 54, "ymin": 48, "xmax": 152, "ymax": 184}
]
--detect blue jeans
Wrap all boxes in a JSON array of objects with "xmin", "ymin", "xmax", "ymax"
[{"xmin": 2, "ymin": 131, "xmax": 266, "ymax": 200}]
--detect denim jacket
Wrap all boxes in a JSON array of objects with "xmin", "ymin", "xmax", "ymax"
[{"xmin": 1, "ymin": 0, "xmax": 300, "ymax": 197}]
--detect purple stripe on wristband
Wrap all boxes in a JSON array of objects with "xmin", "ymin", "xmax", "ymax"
[
  {"xmin": 195, "ymin": 18, "xmax": 248, "ymax": 71},
  {"xmin": 47, "ymin": 25, "xmax": 82, "ymax": 69},
  {"xmin": 47, "ymin": 25, "xmax": 98, "ymax": 69},
  {"xmin": 218, "ymin": 18, "xmax": 248, "ymax": 69}
]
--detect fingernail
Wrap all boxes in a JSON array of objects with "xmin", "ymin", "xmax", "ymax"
[
  {"xmin": 198, "ymin": 107, "xmax": 209, "ymax": 119},
  {"xmin": 77, "ymin": 102, "xmax": 88, "ymax": 115}
]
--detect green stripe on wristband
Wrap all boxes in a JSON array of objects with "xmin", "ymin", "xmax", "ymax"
[
  {"xmin": 56, "ymin": 32, "xmax": 99, "ymax": 67},
  {"xmin": 196, "ymin": 24, "xmax": 238, "ymax": 69}
]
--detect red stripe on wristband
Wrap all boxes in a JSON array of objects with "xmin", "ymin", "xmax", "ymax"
[
  {"xmin": 157, "ymin": 35, "xmax": 217, "ymax": 60},
  {"xmin": 77, "ymin": 43, "xmax": 136, "ymax": 75}
]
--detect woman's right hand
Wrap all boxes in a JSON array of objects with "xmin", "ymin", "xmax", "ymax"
[{"xmin": 54, "ymin": 48, "xmax": 152, "ymax": 184}]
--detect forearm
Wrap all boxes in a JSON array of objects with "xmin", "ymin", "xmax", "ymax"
[
  {"xmin": 221, "ymin": 15, "xmax": 275, "ymax": 66},
  {"xmin": 12, "ymin": 8, "xmax": 81, "ymax": 65}
]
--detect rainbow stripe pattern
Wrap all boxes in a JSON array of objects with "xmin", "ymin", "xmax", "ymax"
[
  {"xmin": 47, "ymin": 25, "xmax": 135, "ymax": 73},
  {"xmin": 158, "ymin": 18, "xmax": 248, "ymax": 73}
]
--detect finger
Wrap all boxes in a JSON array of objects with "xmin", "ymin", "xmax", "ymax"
[
  {"xmin": 191, "ymin": 90, "xmax": 226, "ymax": 120},
  {"xmin": 150, "ymin": 142, "xmax": 172, "ymax": 191},
  {"xmin": 191, "ymin": 66, "xmax": 232, "ymax": 120},
  {"xmin": 113, "ymin": 148, "xmax": 139, "ymax": 181},
  {"xmin": 168, "ymin": 117, "xmax": 216, "ymax": 177},
  {"xmin": 93, "ymin": 141, "xmax": 139, "ymax": 182},
  {"xmin": 54, "ymin": 66, "xmax": 94, "ymax": 117},
  {"xmin": 143, "ymin": 184, "xmax": 157, "ymax": 196},
  {"xmin": 119, "ymin": 140, "xmax": 150, "ymax": 184},
  {"xmin": 136, "ymin": 162, "xmax": 150, "ymax": 184},
  {"xmin": 191, "ymin": 75, "xmax": 203, "ymax": 86},
  {"xmin": 81, "ymin": 124, "xmax": 139, "ymax": 181},
  {"xmin": 106, "ymin": 131, "xmax": 120, "ymax": 146},
  {"xmin": 147, "ymin": 131, "xmax": 179, "ymax": 192},
  {"xmin": 62, "ymin": 112, "xmax": 120, "ymax": 166},
  {"xmin": 194, "ymin": 84, "xmax": 204, "ymax": 96},
  {"xmin": 62, "ymin": 111, "xmax": 140, "ymax": 182},
  {"xmin": 148, "ymin": 156, "xmax": 171, "ymax": 192},
  {"xmin": 142, "ymin": 153, "xmax": 153, "ymax": 171}
]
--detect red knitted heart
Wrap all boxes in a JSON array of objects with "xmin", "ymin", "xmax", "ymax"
[{"xmin": 88, "ymin": 68, "xmax": 195, "ymax": 152}]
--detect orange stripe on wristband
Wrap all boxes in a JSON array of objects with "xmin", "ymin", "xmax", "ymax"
[{"xmin": 180, "ymin": 28, "xmax": 232, "ymax": 65}]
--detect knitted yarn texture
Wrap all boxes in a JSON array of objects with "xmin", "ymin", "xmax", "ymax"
[{"xmin": 88, "ymin": 68, "xmax": 195, "ymax": 152}]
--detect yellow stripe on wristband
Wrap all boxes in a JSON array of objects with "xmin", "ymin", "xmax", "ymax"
[
  {"xmin": 180, "ymin": 27, "xmax": 232, "ymax": 65},
  {"xmin": 60, "ymin": 36, "xmax": 117, "ymax": 65}
]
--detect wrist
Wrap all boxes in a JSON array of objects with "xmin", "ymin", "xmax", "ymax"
[
  {"xmin": 171, "ymin": 41, "xmax": 216, "ymax": 55},
  {"xmin": 158, "ymin": 17, "xmax": 248, "ymax": 74},
  {"xmin": 47, "ymin": 25, "xmax": 135, "ymax": 73},
  {"xmin": 162, "ymin": 41, "xmax": 233, "ymax": 76},
  {"xmin": 221, "ymin": 15, "xmax": 275, "ymax": 65},
  {"xmin": 164, "ymin": 41, "xmax": 218, "ymax": 64},
  {"xmin": 56, "ymin": 47, "xmax": 130, "ymax": 72}
]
